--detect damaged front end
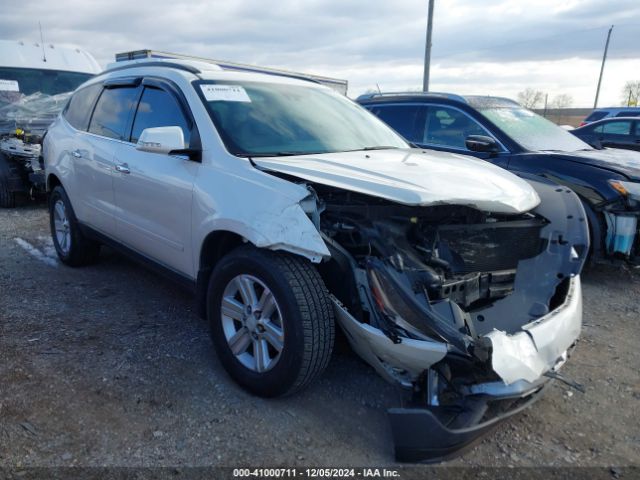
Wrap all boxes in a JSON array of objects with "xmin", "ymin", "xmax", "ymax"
[{"xmin": 313, "ymin": 178, "xmax": 589, "ymax": 462}]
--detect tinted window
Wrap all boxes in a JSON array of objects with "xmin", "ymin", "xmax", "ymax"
[
  {"xmin": 635, "ymin": 122, "xmax": 640, "ymax": 136},
  {"xmin": 370, "ymin": 105, "xmax": 425, "ymax": 143},
  {"xmin": 614, "ymin": 111, "xmax": 640, "ymax": 117},
  {"xmin": 423, "ymin": 106, "xmax": 487, "ymax": 149},
  {"xmin": 584, "ymin": 111, "xmax": 607, "ymax": 122},
  {"xmin": 131, "ymin": 87, "xmax": 191, "ymax": 146},
  {"xmin": 89, "ymin": 87, "xmax": 139, "ymax": 140},
  {"xmin": 63, "ymin": 83, "xmax": 102, "ymax": 131},
  {"xmin": 602, "ymin": 121, "xmax": 631, "ymax": 135}
]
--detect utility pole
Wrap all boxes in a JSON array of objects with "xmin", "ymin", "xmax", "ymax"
[
  {"xmin": 594, "ymin": 25, "xmax": 613, "ymax": 109},
  {"xmin": 422, "ymin": 0, "xmax": 435, "ymax": 92},
  {"xmin": 39, "ymin": 21, "xmax": 47, "ymax": 62}
]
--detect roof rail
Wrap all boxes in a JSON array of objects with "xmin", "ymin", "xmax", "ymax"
[
  {"xmin": 114, "ymin": 50, "xmax": 349, "ymax": 95},
  {"xmin": 356, "ymin": 91, "xmax": 467, "ymax": 103},
  {"xmin": 102, "ymin": 60, "xmax": 202, "ymax": 76}
]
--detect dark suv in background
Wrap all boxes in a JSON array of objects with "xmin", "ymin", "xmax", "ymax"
[
  {"xmin": 570, "ymin": 117, "xmax": 640, "ymax": 152},
  {"xmin": 358, "ymin": 92, "xmax": 640, "ymax": 264}
]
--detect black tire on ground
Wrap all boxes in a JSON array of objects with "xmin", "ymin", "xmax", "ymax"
[
  {"xmin": 0, "ymin": 154, "xmax": 17, "ymax": 208},
  {"xmin": 207, "ymin": 246, "xmax": 335, "ymax": 397},
  {"xmin": 49, "ymin": 185, "xmax": 101, "ymax": 266}
]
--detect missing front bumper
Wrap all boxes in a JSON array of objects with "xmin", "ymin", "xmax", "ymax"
[{"xmin": 389, "ymin": 382, "xmax": 549, "ymax": 463}]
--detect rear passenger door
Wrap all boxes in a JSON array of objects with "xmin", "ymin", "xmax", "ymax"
[
  {"xmin": 112, "ymin": 79, "xmax": 199, "ymax": 278},
  {"xmin": 80, "ymin": 82, "xmax": 139, "ymax": 234}
]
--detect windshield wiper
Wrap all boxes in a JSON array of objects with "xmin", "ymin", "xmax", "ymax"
[
  {"xmin": 362, "ymin": 145, "xmax": 402, "ymax": 151},
  {"xmin": 341, "ymin": 146, "xmax": 403, "ymax": 153}
]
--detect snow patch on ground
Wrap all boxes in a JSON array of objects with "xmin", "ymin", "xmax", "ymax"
[{"xmin": 14, "ymin": 237, "xmax": 58, "ymax": 267}]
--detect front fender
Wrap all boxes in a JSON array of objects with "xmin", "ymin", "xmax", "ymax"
[{"xmin": 192, "ymin": 164, "xmax": 330, "ymax": 267}]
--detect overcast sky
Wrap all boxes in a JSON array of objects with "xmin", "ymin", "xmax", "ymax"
[{"xmin": 2, "ymin": 0, "xmax": 639, "ymax": 106}]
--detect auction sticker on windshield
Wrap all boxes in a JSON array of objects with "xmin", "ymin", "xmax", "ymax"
[
  {"xmin": 0, "ymin": 80, "xmax": 19, "ymax": 92},
  {"xmin": 200, "ymin": 84, "xmax": 251, "ymax": 102}
]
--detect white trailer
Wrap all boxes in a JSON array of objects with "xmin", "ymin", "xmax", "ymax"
[{"xmin": 0, "ymin": 39, "xmax": 100, "ymax": 206}]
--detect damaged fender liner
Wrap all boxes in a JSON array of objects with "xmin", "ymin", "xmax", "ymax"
[{"xmin": 389, "ymin": 382, "xmax": 549, "ymax": 463}]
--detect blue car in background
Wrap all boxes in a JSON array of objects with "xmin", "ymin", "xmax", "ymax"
[
  {"xmin": 571, "ymin": 117, "xmax": 640, "ymax": 152},
  {"xmin": 358, "ymin": 92, "xmax": 640, "ymax": 263}
]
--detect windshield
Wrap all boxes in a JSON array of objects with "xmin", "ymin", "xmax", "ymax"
[
  {"xmin": 196, "ymin": 80, "xmax": 408, "ymax": 156},
  {"xmin": 479, "ymin": 106, "xmax": 591, "ymax": 152},
  {"xmin": 0, "ymin": 67, "xmax": 93, "ymax": 100}
]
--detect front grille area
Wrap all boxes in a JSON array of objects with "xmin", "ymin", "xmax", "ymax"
[{"xmin": 437, "ymin": 219, "xmax": 546, "ymax": 273}]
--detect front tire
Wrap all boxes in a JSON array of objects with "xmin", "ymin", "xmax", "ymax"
[
  {"xmin": 49, "ymin": 185, "xmax": 100, "ymax": 266},
  {"xmin": 207, "ymin": 246, "xmax": 335, "ymax": 397}
]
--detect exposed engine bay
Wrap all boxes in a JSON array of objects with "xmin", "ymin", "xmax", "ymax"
[{"xmin": 273, "ymin": 171, "xmax": 590, "ymax": 462}]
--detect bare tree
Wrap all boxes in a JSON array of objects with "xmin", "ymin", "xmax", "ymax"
[
  {"xmin": 621, "ymin": 80, "xmax": 640, "ymax": 106},
  {"xmin": 551, "ymin": 94, "xmax": 574, "ymax": 109},
  {"xmin": 517, "ymin": 88, "xmax": 544, "ymax": 109}
]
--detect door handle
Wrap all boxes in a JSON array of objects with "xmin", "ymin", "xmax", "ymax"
[
  {"xmin": 115, "ymin": 163, "xmax": 130, "ymax": 174},
  {"xmin": 72, "ymin": 150, "xmax": 82, "ymax": 158}
]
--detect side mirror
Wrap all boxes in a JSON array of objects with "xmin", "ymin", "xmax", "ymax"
[
  {"xmin": 465, "ymin": 135, "xmax": 500, "ymax": 154},
  {"xmin": 136, "ymin": 126, "xmax": 186, "ymax": 155}
]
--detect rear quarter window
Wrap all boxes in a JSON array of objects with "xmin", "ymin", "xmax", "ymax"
[{"xmin": 63, "ymin": 83, "xmax": 102, "ymax": 131}]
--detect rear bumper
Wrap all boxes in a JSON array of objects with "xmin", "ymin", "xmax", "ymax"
[{"xmin": 389, "ymin": 382, "xmax": 549, "ymax": 463}]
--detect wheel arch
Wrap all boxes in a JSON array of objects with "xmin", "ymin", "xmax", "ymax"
[
  {"xmin": 46, "ymin": 172, "xmax": 62, "ymax": 192},
  {"xmin": 578, "ymin": 197, "xmax": 605, "ymax": 260},
  {"xmin": 195, "ymin": 230, "xmax": 246, "ymax": 319}
]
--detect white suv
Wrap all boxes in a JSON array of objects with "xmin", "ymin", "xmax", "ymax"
[{"xmin": 44, "ymin": 58, "xmax": 589, "ymax": 461}]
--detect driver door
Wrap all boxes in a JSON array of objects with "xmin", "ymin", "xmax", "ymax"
[{"xmin": 112, "ymin": 83, "xmax": 199, "ymax": 278}]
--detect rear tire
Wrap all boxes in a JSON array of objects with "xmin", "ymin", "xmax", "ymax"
[
  {"xmin": 0, "ymin": 154, "xmax": 17, "ymax": 208},
  {"xmin": 0, "ymin": 175, "xmax": 15, "ymax": 208},
  {"xmin": 49, "ymin": 185, "xmax": 101, "ymax": 266},
  {"xmin": 207, "ymin": 246, "xmax": 335, "ymax": 397}
]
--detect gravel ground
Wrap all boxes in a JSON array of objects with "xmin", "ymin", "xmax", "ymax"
[{"xmin": 1, "ymin": 204, "xmax": 639, "ymax": 470}]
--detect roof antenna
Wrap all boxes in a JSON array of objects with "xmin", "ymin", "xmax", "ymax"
[
  {"xmin": 39, "ymin": 21, "xmax": 47, "ymax": 62},
  {"xmin": 376, "ymin": 83, "xmax": 382, "ymax": 94}
]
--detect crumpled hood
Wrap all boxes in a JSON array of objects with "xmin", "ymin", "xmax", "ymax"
[
  {"xmin": 558, "ymin": 148, "xmax": 640, "ymax": 181},
  {"xmin": 254, "ymin": 148, "xmax": 540, "ymax": 214}
]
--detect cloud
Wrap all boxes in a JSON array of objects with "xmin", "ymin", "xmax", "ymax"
[{"xmin": 1, "ymin": 0, "xmax": 638, "ymax": 106}]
